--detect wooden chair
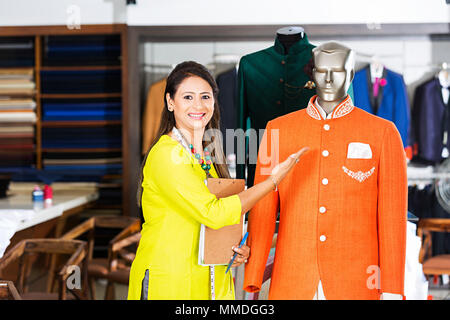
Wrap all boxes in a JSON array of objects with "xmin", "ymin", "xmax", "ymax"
[
  {"xmin": 417, "ymin": 218, "xmax": 450, "ymax": 278},
  {"xmin": 0, "ymin": 281, "xmax": 22, "ymax": 300},
  {"xmin": 105, "ymin": 231, "xmax": 141, "ymax": 300},
  {"xmin": 56, "ymin": 215, "xmax": 141, "ymax": 300},
  {"xmin": 0, "ymin": 239, "xmax": 87, "ymax": 300}
]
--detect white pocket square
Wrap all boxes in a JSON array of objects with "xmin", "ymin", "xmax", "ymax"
[{"xmin": 347, "ymin": 142, "xmax": 372, "ymax": 159}]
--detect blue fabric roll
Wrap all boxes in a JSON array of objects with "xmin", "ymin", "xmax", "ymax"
[
  {"xmin": 42, "ymin": 109, "xmax": 122, "ymax": 121},
  {"xmin": 44, "ymin": 164, "xmax": 122, "ymax": 171},
  {"xmin": 42, "ymin": 127, "xmax": 121, "ymax": 136},
  {"xmin": 43, "ymin": 102, "xmax": 121, "ymax": 109},
  {"xmin": 42, "ymin": 142, "xmax": 121, "ymax": 148},
  {"xmin": 46, "ymin": 45, "xmax": 120, "ymax": 53},
  {"xmin": 40, "ymin": 70, "xmax": 121, "ymax": 93},
  {"xmin": 43, "ymin": 35, "xmax": 121, "ymax": 66}
]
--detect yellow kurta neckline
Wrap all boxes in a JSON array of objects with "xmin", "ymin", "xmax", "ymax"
[{"xmin": 160, "ymin": 134, "xmax": 219, "ymax": 178}]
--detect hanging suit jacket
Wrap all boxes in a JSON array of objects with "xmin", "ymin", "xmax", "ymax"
[
  {"xmin": 411, "ymin": 77, "xmax": 450, "ymax": 164},
  {"xmin": 216, "ymin": 68, "xmax": 238, "ymax": 156},
  {"xmin": 142, "ymin": 78, "xmax": 166, "ymax": 155},
  {"xmin": 352, "ymin": 65, "xmax": 410, "ymax": 149},
  {"xmin": 243, "ymin": 95, "xmax": 407, "ymax": 299},
  {"xmin": 237, "ymin": 35, "xmax": 354, "ymax": 187}
]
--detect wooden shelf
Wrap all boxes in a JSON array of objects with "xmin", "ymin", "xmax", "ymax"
[
  {"xmin": 42, "ymin": 148, "xmax": 122, "ymax": 153},
  {"xmin": 40, "ymin": 93, "xmax": 122, "ymax": 99},
  {"xmin": 101, "ymin": 175, "xmax": 122, "ymax": 180},
  {"xmin": 0, "ymin": 91, "xmax": 36, "ymax": 97},
  {"xmin": 0, "ymin": 25, "xmax": 129, "ymax": 216},
  {"xmin": 40, "ymin": 66, "xmax": 122, "ymax": 71},
  {"xmin": 41, "ymin": 120, "xmax": 121, "ymax": 127},
  {"xmin": 0, "ymin": 24, "xmax": 127, "ymax": 37}
]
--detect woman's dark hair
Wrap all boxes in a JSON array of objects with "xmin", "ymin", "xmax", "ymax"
[{"xmin": 137, "ymin": 61, "xmax": 230, "ymax": 207}]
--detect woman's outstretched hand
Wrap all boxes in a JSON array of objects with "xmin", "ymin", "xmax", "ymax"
[
  {"xmin": 270, "ymin": 147, "xmax": 310, "ymax": 188},
  {"xmin": 236, "ymin": 147, "xmax": 310, "ymax": 216}
]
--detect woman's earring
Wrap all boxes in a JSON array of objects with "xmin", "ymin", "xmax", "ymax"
[{"xmin": 168, "ymin": 106, "xmax": 173, "ymax": 112}]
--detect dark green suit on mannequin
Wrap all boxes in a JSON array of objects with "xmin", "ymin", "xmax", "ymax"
[{"xmin": 236, "ymin": 34, "xmax": 354, "ymax": 186}]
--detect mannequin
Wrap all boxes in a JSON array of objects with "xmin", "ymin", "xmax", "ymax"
[
  {"xmin": 312, "ymin": 41, "xmax": 355, "ymax": 115},
  {"xmin": 311, "ymin": 42, "xmax": 402, "ymax": 300},
  {"xmin": 276, "ymin": 26, "xmax": 304, "ymax": 53},
  {"xmin": 244, "ymin": 41, "xmax": 407, "ymax": 300}
]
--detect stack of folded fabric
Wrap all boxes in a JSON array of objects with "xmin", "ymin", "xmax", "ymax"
[
  {"xmin": 0, "ymin": 67, "xmax": 36, "ymax": 170},
  {"xmin": 42, "ymin": 35, "xmax": 121, "ymax": 66},
  {"xmin": 0, "ymin": 37, "xmax": 34, "ymax": 67},
  {"xmin": 0, "ymin": 69, "xmax": 35, "ymax": 96},
  {"xmin": 42, "ymin": 98, "xmax": 122, "ymax": 121},
  {"xmin": 42, "ymin": 127, "xmax": 122, "ymax": 175},
  {"xmin": 42, "ymin": 126, "xmax": 121, "ymax": 149},
  {"xmin": 40, "ymin": 69, "xmax": 121, "ymax": 94},
  {"xmin": 37, "ymin": 35, "xmax": 123, "ymax": 182}
]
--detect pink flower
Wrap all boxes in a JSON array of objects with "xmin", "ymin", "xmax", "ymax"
[{"xmin": 380, "ymin": 78, "xmax": 387, "ymax": 86}]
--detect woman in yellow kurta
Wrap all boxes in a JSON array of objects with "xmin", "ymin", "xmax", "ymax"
[{"xmin": 128, "ymin": 61, "xmax": 308, "ymax": 300}]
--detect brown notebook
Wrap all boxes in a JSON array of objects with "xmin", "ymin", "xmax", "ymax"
[{"xmin": 198, "ymin": 178, "xmax": 246, "ymax": 266}]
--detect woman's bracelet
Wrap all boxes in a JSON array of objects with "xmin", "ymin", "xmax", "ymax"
[{"xmin": 270, "ymin": 176, "xmax": 278, "ymax": 192}]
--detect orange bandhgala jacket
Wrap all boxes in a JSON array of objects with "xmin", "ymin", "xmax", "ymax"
[{"xmin": 243, "ymin": 95, "xmax": 407, "ymax": 300}]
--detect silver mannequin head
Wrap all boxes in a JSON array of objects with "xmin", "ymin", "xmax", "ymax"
[{"xmin": 312, "ymin": 41, "xmax": 355, "ymax": 105}]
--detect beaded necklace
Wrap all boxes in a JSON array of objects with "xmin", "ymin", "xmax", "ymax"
[
  {"xmin": 189, "ymin": 143, "xmax": 212, "ymax": 175},
  {"xmin": 171, "ymin": 127, "xmax": 213, "ymax": 178}
]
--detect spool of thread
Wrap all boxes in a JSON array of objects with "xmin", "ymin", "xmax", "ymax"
[
  {"xmin": 44, "ymin": 185, "xmax": 53, "ymax": 206},
  {"xmin": 32, "ymin": 185, "xmax": 44, "ymax": 210},
  {"xmin": 32, "ymin": 185, "xmax": 44, "ymax": 202}
]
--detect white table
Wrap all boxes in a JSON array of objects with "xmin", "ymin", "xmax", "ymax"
[{"xmin": 0, "ymin": 182, "xmax": 99, "ymax": 258}]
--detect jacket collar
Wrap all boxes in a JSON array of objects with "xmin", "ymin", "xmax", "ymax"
[
  {"xmin": 274, "ymin": 34, "xmax": 311, "ymax": 56},
  {"xmin": 306, "ymin": 94, "xmax": 355, "ymax": 120}
]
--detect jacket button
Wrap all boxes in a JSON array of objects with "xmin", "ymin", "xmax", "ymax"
[
  {"xmin": 281, "ymin": 60, "xmax": 286, "ymax": 65},
  {"xmin": 319, "ymin": 206, "xmax": 326, "ymax": 214},
  {"xmin": 320, "ymin": 235, "xmax": 327, "ymax": 242},
  {"xmin": 323, "ymin": 124, "xmax": 330, "ymax": 131},
  {"xmin": 322, "ymin": 178, "xmax": 328, "ymax": 185},
  {"xmin": 280, "ymin": 78, "xmax": 284, "ymax": 83},
  {"xmin": 322, "ymin": 150, "xmax": 329, "ymax": 157},
  {"xmin": 276, "ymin": 100, "xmax": 281, "ymax": 105}
]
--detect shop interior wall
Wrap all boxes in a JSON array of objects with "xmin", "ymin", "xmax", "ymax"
[
  {"xmin": 127, "ymin": 0, "xmax": 450, "ymax": 25},
  {"xmin": 1, "ymin": 0, "xmax": 448, "ymax": 27},
  {"xmin": 0, "ymin": 0, "xmax": 127, "ymax": 26},
  {"xmin": 142, "ymin": 35, "xmax": 450, "ymax": 114}
]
